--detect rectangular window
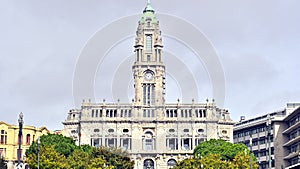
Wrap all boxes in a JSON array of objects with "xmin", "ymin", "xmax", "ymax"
[
  {"xmin": 158, "ymin": 49, "xmax": 161, "ymax": 62},
  {"xmin": 166, "ymin": 110, "xmax": 170, "ymax": 117},
  {"xmin": 253, "ymin": 140, "xmax": 258, "ymax": 146},
  {"xmin": 147, "ymin": 55, "xmax": 151, "ymax": 62},
  {"xmin": 147, "ymin": 85, "xmax": 151, "ymax": 105},
  {"xmin": 91, "ymin": 138, "xmax": 101, "ymax": 148},
  {"xmin": 166, "ymin": 138, "xmax": 178, "ymax": 150},
  {"xmin": 195, "ymin": 138, "xmax": 205, "ymax": 147},
  {"xmin": 151, "ymin": 85, "xmax": 155, "ymax": 104},
  {"xmin": 0, "ymin": 135, "xmax": 3, "ymax": 144},
  {"xmin": 99, "ymin": 109, "xmax": 103, "ymax": 117},
  {"xmin": 0, "ymin": 130, "xmax": 7, "ymax": 144},
  {"xmin": 114, "ymin": 110, "xmax": 117, "ymax": 117},
  {"xmin": 120, "ymin": 138, "xmax": 131, "ymax": 150},
  {"xmin": 17, "ymin": 149, "xmax": 22, "ymax": 160},
  {"xmin": 0, "ymin": 148, "xmax": 6, "ymax": 158},
  {"xmin": 26, "ymin": 134, "xmax": 30, "ymax": 145},
  {"xmin": 146, "ymin": 35, "xmax": 152, "ymax": 51},
  {"xmin": 106, "ymin": 138, "xmax": 116, "ymax": 147},
  {"xmin": 259, "ymin": 139, "xmax": 265, "ymax": 144},
  {"xmin": 182, "ymin": 138, "xmax": 191, "ymax": 150},
  {"xmin": 145, "ymin": 139, "xmax": 153, "ymax": 150},
  {"xmin": 121, "ymin": 110, "xmax": 124, "ymax": 117},
  {"xmin": 143, "ymin": 85, "xmax": 147, "ymax": 105}
]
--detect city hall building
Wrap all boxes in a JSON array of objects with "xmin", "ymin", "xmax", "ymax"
[{"xmin": 63, "ymin": 1, "xmax": 234, "ymax": 168}]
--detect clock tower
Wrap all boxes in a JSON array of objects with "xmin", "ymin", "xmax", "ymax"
[
  {"xmin": 63, "ymin": 1, "xmax": 234, "ymax": 168},
  {"xmin": 132, "ymin": 0, "xmax": 165, "ymax": 106}
]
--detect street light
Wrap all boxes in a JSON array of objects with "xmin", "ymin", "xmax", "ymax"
[
  {"xmin": 250, "ymin": 136, "xmax": 253, "ymax": 169},
  {"xmin": 266, "ymin": 114, "xmax": 272, "ymax": 169},
  {"xmin": 298, "ymin": 152, "xmax": 300, "ymax": 164},
  {"xmin": 17, "ymin": 112, "xmax": 24, "ymax": 168},
  {"xmin": 38, "ymin": 137, "xmax": 40, "ymax": 169}
]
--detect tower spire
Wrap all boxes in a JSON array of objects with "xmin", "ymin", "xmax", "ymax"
[{"xmin": 143, "ymin": 0, "xmax": 154, "ymax": 13}]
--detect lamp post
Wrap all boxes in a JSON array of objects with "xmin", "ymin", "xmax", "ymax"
[
  {"xmin": 250, "ymin": 136, "xmax": 253, "ymax": 169},
  {"xmin": 78, "ymin": 111, "xmax": 82, "ymax": 146},
  {"xmin": 17, "ymin": 112, "xmax": 24, "ymax": 168},
  {"xmin": 266, "ymin": 114, "xmax": 272, "ymax": 169},
  {"xmin": 298, "ymin": 152, "xmax": 300, "ymax": 165},
  {"xmin": 38, "ymin": 137, "xmax": 40, "ymax": 169}
]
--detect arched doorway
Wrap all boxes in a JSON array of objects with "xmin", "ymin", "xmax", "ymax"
[
  {"xmin": 143, "ymin": 159, "xmax": 154, "ymax": 169},
  {"xmin": 167, "ymin": 159, "xmax": 177, "ymax": 168}
]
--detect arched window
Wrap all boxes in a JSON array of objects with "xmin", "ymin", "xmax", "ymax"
[
  {"xmin": 143, "ymin": 159, "xmax": 154, "ymax": 169},
  {"xmin": 167, "ymin": 159, "xmax": 177, "ymax": 169},
  {"xmin": 0, "ymin": 130, "xmax": 7, "ymax": 144},
  {"xmin": 143, "ymin": 131, "xmax": 155, "ymax": 151}
]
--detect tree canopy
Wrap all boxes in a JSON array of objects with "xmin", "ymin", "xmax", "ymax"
[
  {"xmin": 25, "ymin": 134, "xmax": 134, "ymax": 169},
  {"xmin": 0, "ymin": 156, "xmax": 6, "ymax": 169},
  {"xmin": 174, "ymin": 139, "xmax": 258, "ymax": 169},
  {"xmin": 193, "ymin": 139, "xmax": 249, "ymax": 160}
]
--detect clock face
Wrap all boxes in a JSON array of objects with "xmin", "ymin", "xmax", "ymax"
[{"xmin": 144, "ymin": 72, "xmax": 153, "ymax": 80}]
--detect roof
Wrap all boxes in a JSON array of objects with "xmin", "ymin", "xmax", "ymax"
[{"xmin": 140, "ymin": 0, "xmax": 158, "ymax": 24}]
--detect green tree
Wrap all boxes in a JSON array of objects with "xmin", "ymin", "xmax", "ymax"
[
  {"xmin": 232, "ymin": 151, "xmax": 258, "ymax": 169},
  {"xmin": 26, "ymin": 134, "xmax": 77, "ymax": 158},
  {"xmin": 174, "ymin": 139, "xmax": 258, "ymax": 169},
  {"xmin": 26, "ymin": 134, "xmax": 134, "ymax": 169},
  {"xmin": 172, "ymin": 157, "xmax": 202, "ymax": 169},
  {"xmin": 194, "ymin": 139, "xmax": 249, "ymax": 161},
  {"xmin": 27, "ymin": 145, "xmax": 69, "ymax": 169},
  {"xmin": 97, "ymin": 147, "xmax": 134, "ymax": 169},
  {"xmin": 0, "ymin": 156, "xmax": 6, "ymax": 169}
]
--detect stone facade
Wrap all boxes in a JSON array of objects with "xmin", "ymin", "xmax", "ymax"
[{"xmin": 63, "ymin": 1, "xmax": 234, "ymax": 169}]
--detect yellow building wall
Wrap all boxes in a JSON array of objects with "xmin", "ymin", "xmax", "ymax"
[{"xmin": 0, "ymin": 121, "xmax": 51, "ymax": 163}]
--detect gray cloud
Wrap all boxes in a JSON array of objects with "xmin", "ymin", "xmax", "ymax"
[{"xmin": 0, "ymin": 0, "xmax": 299, "ymax": 129}]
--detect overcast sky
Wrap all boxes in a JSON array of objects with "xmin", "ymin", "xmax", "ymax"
[{"xmin": 0, "ymin": 0, "xmax": 299, "ymax": 130}]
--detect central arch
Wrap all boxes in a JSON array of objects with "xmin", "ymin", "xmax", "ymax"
[
  {"xmin": 143, "ymin": 159, "xmax": 154, "ymax": 169},
  {"xmin": 167, "ymin": 159, "xmax": 177, "ymax": 168}
]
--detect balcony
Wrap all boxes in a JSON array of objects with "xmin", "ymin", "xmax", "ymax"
[
  {"xmin": 282, "ymin": 121, "xmax": 300, "ymax": 135},
  {"xmin": 283, "ymin": 135, "xmax": 300, "ymax": 147},
  {"xmin": 283, "ymin": 150, "xmax": 299, "ymax": 160}
]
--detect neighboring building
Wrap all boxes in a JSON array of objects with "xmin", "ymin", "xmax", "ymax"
[
  {"xmin": 234, "ymin": 103, "xmax": 300, "ymax": 169},
  {"xmin": 0, "ymin": 121, "xmax": 51, "ymax": 169},
  {"xmin": 63, "ymin": 1, "xmax": 234, "ymax": 169},
  {"xmin": 282, "ymin": 106, "xmax": 300, "ymax": 169}
]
